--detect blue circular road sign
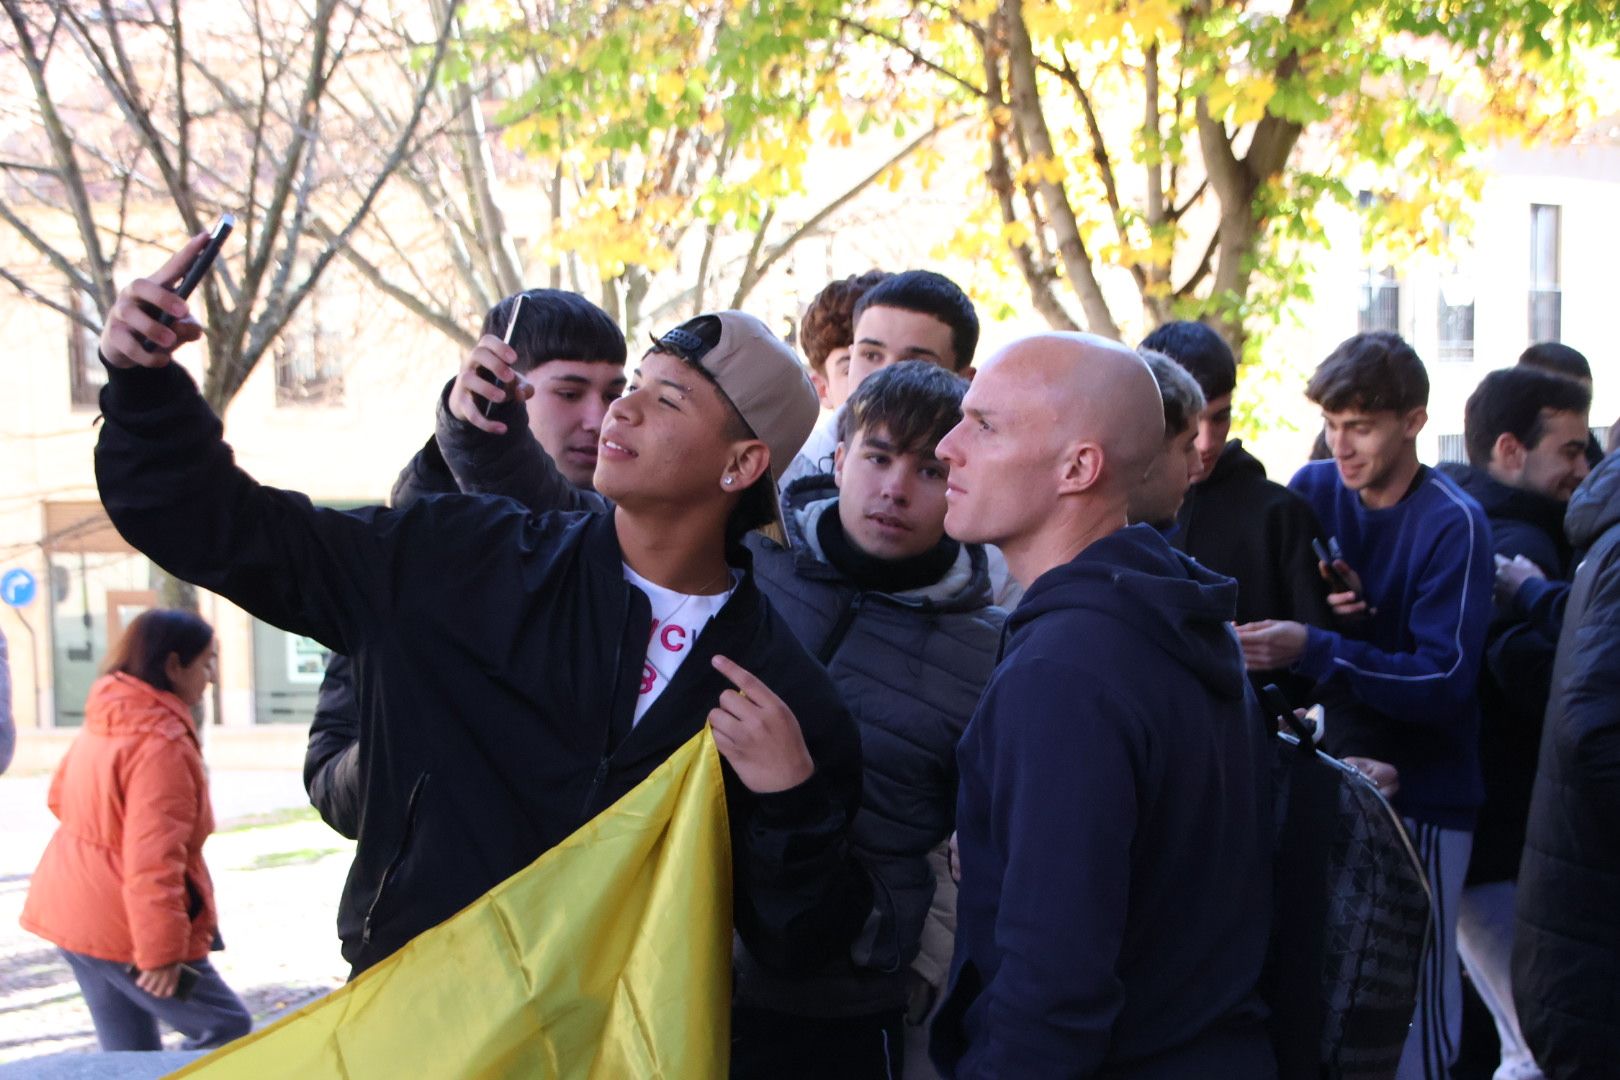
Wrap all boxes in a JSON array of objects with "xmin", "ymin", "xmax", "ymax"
[{"xmin": 1, "ymin": 568, "xmax": 38, "ymax": 608}]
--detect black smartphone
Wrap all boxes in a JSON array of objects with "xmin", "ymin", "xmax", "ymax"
[
  {"xmin": 174, "ymin": 962, "xmax": 201, "ymax": 1001},
  {"xmin": 1260, "ymin": 683, "xmax": 1312, "ymax": 742},
  {"xmin": 137, "ymin": 213, "xmax": 234, "ymax": 351},
  {"xmin": 1312, "ymin": 537, "xmax": 1358, "ymax": 598},
  {"xmin": 126, "ymin": 962, "xmax": 202, "ymax": 1000},
  {"xmin": 479, "ymin": 293, "xmax": 526, "ymax": 420}
]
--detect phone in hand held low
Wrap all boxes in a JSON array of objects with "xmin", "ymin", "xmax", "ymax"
[
  {"xmin": 1311, "ymin": 537, "xmax": 1359, "ymax": 599},
  {"xmin": 125, "ymin": 962, "xmax": 202, "ymax": 1000}
]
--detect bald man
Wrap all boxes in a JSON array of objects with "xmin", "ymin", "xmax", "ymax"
[{"xmin": 928, "ymin": 335, "xmax": 1276, "ymax": 1079}]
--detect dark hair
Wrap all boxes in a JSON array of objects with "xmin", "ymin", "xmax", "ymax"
[
  {"xmin": 1518, "ymin": 342, "xmax": 1592, "ymax": 383},
  {"xmin": 1464, "ymin": 366, "xmax": 1592, "ymax": 467},
  {"xmin": 837, "ymin": 360, "xmax": 967, "ymax": 454},
  {"xmin": 649, "ymin": 316, "xmax": 774, "ymax": 540},
  {"xmin": 102, "ymin": 609, "xmax": 214, "ymax": 695},
  {"xmin": 1139, "ymin": 349, "xmax": 1206, "ymax": 437},
  {"xmin": 1309, "ymin": 427, "xmax": 1332, "ymax": 460},
  {"xmin": 1305, "ymin": 332, "xmax": 1429, "ymax": 414},
  {"xmin": 1140, "ymin": 321, "xmax": 1236, "ymax": 401},
  {"xmin": 800, "ymin": 271, "xmax": 890, "ymax": 374},
  {"xmin": 852, "ymin": 269, "xmax": 980, "ymax": 370},
  {"xmin": 480, "ymin": 289, "xmax": 626, "ymax": 374}
]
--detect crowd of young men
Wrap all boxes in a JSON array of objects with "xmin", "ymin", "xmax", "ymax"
[{"xmin": 87, "ymin": 229, "xmax": 1619, "ymax": 1080}]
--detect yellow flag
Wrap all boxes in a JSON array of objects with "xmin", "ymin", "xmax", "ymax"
[{"xmin": 172, "ymin": 730, "xmax": 733, "ymax": 1079}]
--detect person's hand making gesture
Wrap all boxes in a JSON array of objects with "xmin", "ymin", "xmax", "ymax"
[{"xmin": 708, "ymin": 655, "xmax": 816, "ymax": 794}]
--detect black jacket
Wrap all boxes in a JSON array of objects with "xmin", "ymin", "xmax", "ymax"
[
  {"xmin": 1438, "ymin": 463, "xmax": 1572, "ymax": 883},
  {"xmin": 436, "ymin": 398, "xmax": 1004, "ymax": 1018},
  {"xmin": 736, "ymin": 479, "xmax": 1004, "ymax": 1018},
  {"xmin": 1513, "ymin": 451, "xmax": 1620, "ymax": 1078},
  {"xmin": 303, "ymin": 436, "xmax": 458, "ymax": 840},
  {"xmin": 932, "ymin": 525, "xmax": 1274, "ymax": 1079},
  {"xmin": 95, "ymin": 360, "xmax": 871, "ymax": 978},
  {"xmin": 1173, "ymin": 441, "xmax": 1333, "ymax": 703}
]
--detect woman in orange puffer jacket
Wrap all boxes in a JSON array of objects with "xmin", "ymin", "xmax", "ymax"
[{"xmin": 21, "ymin": 609, "xmax": 251, "ymax": 1051}]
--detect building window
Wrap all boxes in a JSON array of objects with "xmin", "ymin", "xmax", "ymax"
[
  {"xmin": 1529, "ymin": 203, "xmax": 1561, "ymax": 344},
  {"xmin": 273, "ymin": 290, "xmax": 344, "ymax": 406},
  {"xmin": 1437, "ymin": 433, "xmax": 1467, "ymax": 464},
  {"xmin": 67, "ymin": 290, "xmax": 106, "ymax": 409},
  {"xmin": 1436, "ymin": 275, "xmax": 1475, "ymax": 362},
  {"xmin": 1359, "ymin": 266, "xmax": 1401, "ymax": 335}
]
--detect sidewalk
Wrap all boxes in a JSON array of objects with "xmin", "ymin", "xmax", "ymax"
[{"xmin": 0, "ymin": 771, "xmax": 355, "ymax": 1070}]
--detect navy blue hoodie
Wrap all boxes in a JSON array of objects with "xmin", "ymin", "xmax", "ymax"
[{"xmin": 931, "ymin": 525, "xmax": 1274, "ymax": 1079}]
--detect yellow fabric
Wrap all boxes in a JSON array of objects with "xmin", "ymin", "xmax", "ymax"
[{"xmin": 171, "ymin": 730, "xmax": 732, "ymax": 1079}]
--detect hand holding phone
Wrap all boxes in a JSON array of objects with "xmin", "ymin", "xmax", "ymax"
[
  {"xmin": 134, "ymin": 214, "xmax": 233, "ymax": 352},
  {"xmin": 128, "ymin": 961, "xmax": 201, "ymax": 1000},
  {"xmin": 1312, "ymin": 536, "xmax": 1374, "ymax": 619},
  {"xmin": 477, "ymin": 294, "xmax": 527, "ymax": 421},
  {"xmin": 1260, "ymin": 683, "xmax": 1314, "ymax": 742}
]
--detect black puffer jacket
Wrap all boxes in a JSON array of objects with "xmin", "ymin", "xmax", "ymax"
[
  {"xmin": 734, "ymin": 478, "xmax": 1005, "ymax": 1017},
  {"xmin": 1513, "ymin": 451, "xmax": 1620, "ymax": 1078},
  {"xmin": 304, "ymin": 436, "xmax": 457, "ymax": 839}
]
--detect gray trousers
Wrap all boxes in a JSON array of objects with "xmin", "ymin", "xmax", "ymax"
[{"xmin": 59, "ymin": 949, "xmax": 252, "ymax": 1052}]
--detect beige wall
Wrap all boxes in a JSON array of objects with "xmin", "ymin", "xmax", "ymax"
[{"xmin": 0, "ymin": 223, "xmax": 459, "ymax": 768}]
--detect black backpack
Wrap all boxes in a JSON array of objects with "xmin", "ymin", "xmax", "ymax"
[{"xmin": 1258, "ymin": 687, "xmax": 1433, "ymax": 1080}]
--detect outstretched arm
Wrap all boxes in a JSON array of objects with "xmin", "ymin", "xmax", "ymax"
[{"xmin": 95, "ymin": 239, "xmax": 403, "ymax": 655}]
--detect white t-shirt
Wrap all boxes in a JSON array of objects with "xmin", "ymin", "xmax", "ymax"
[{"xmin": 624, "ymin": 564, "xmax": 736, "ymax": 726}]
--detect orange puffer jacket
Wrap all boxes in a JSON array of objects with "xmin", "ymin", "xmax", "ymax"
[{"xmin": 21, "ymin": 673, "xmax": 218, "ymax": 969}]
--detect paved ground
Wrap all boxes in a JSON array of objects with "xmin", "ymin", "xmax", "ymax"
[{"xmin": 0, "ymin": 770, "xmax": 355, "ymax": 1070}]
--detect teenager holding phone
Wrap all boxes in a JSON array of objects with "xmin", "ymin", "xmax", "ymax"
[
  {"xmin": 1236, "ymin": 332, "xmax": 1493, "ymax": 1080},
  {"xmin": 92, "ymin": 235, "xmax": 871, "ymax": 985}
]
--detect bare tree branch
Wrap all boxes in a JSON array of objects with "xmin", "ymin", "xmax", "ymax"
[
  {"xmin": 0, "ymin": 266, "xmax": 94, "ymax": 328},
  {"xmin": 731, "ymin": 117, "xmax": 960, "ymax": 308},
  {"xmin": 836, "ymin": 16, "xmax": 987, "ymax": 98},
  {"xmin": 1002, "ymin": 0, "xmax": 1118, "ymax": 337},
  {"xmin": 1, "ymin": 0, "xmax": 115, "ymax": 309}
]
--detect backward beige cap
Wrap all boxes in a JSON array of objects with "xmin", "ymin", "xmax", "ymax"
[{"xmin": 650, "ymin": 311, "xmax": 818, "ymax": 546}]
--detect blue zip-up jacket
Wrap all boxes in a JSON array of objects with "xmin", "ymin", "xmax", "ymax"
[
  {"xmin": 1289, "ymin": 461, "xmax": 1493, "ymax": 828},
  {"xmin": 931, "ymin": 524, "xmax": 1274, "ymax": 1079}
]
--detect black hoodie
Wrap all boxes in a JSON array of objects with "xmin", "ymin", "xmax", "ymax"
[
  {"xmin": 932, "ymin": 525, "xmax": 1274, "ymax": 1079},
  {"xmin": 1174, "ymin": 441, "xmax": 1333, "ymax": 702},
  {"xmin": 1437, "ymin": 463, "xmax": 1573, "ymax": 883}
]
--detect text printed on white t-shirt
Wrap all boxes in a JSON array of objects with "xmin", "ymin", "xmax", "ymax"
[{"xmin": 623, "ymin": 564, "xmax": 736, "ymax": 726}]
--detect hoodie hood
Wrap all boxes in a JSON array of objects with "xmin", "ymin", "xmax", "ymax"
[
  {"xmin": 1437, "ymin": 462, "xmax": 1566, "ymax": 539},
  {"xmin": 1566, "ymin": 450, "xmax": 1620, "ymax": 550},
  {"xmin": 1009, "ymin": 524, "xmax": 1246, "ymax": 699},
  {"xmin": 85, "ymin": 673, "xmax": 197, "ymax": 741},
  {"xmin": 1200, "ymin": 440, "xmax": 1267, "ymax": 488}
]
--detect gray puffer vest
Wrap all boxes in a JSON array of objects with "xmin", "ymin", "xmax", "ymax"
[{"xmin": 734, "ymin": 477, "xmax": 1005, "ymax": 1018}]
